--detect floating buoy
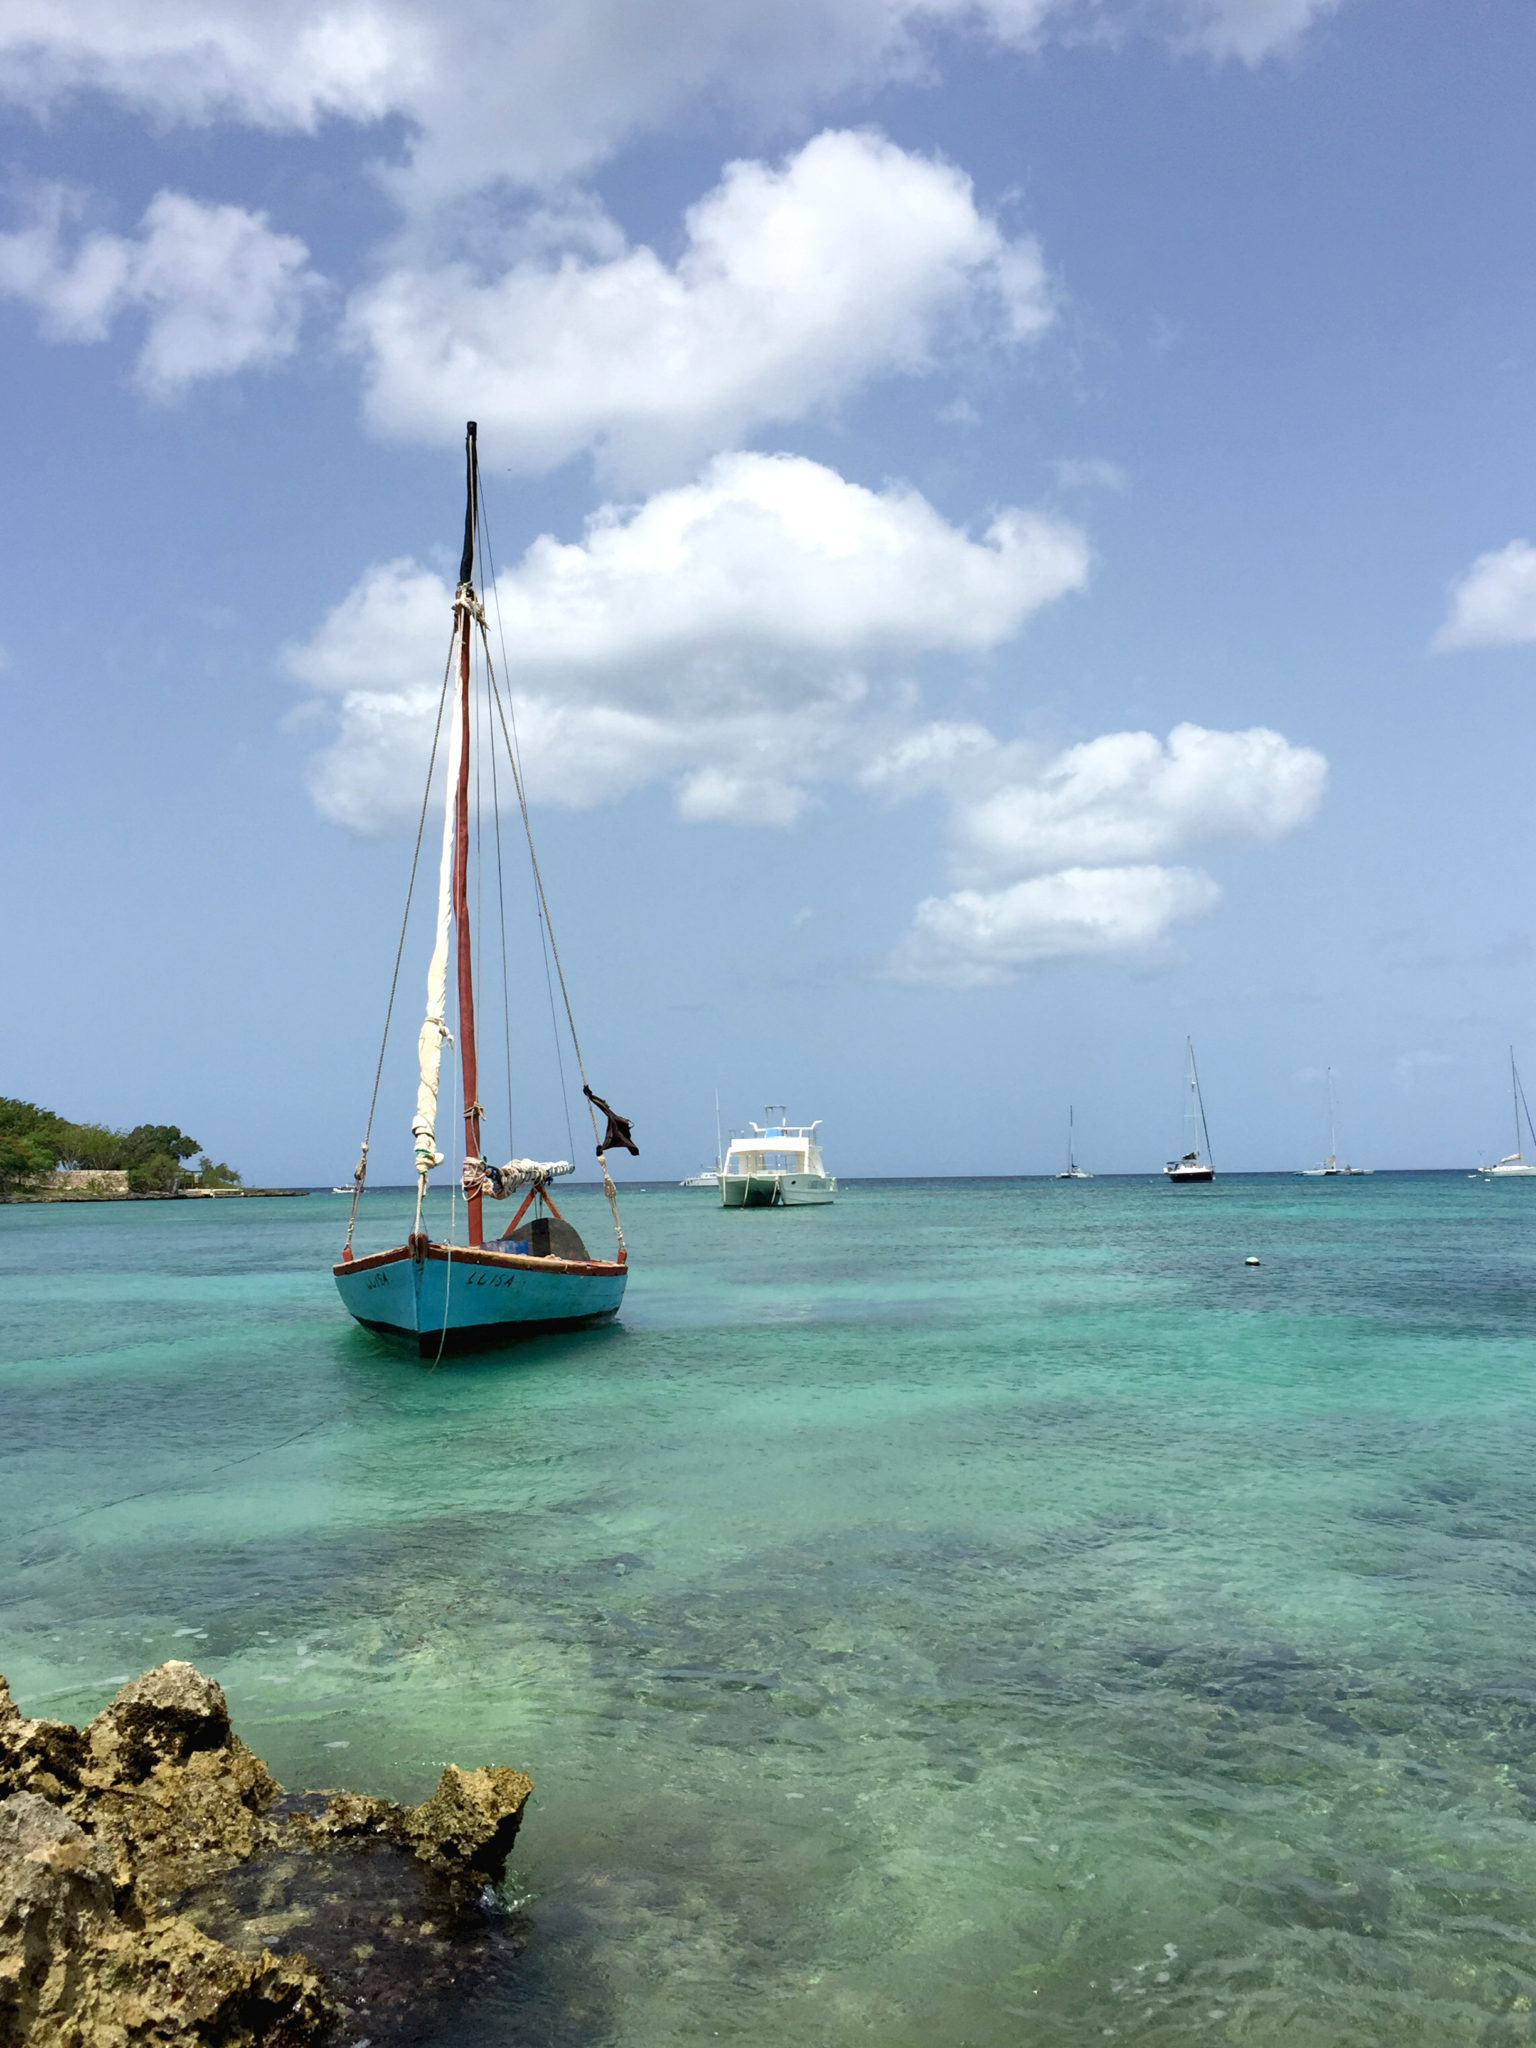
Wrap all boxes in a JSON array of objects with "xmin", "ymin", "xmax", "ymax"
[{"xmin": 1244, "ymin": 1256, "xmax": 1261, "ymax": 1266}]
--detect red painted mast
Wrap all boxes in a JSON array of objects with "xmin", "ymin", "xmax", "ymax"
[{"xmin": 454, "ymin": 422, "xmax": 484, "ymax": 1247}]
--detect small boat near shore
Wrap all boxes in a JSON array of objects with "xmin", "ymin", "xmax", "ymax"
[
  {"xmin": 333, "ymin": 424, "xmax": 634, "ymax": 1357},
  {"xmin": 720, "ymin": 1109, "xmax": 836, "ymax": 1206},
  {"xmin": 1165, "ymin": 1038, "xmax": 1215, "ymax": 1183}
]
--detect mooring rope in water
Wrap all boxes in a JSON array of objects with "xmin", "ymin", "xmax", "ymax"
[{"xmin": 11, "ymin": 1416, "xmax": 338, "ymax": 1567}]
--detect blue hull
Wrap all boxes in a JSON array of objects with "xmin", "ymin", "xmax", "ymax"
[{"xmin": 335, "ymin": 1240, "xmax": 627, "ymax": 1358}]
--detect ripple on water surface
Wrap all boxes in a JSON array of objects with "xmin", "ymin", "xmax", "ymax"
[{"xmin": 6, "ymin": 1176, "xmax": 1536, "ymax": 2044}]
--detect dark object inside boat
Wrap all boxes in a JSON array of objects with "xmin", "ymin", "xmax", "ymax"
[{"xmin": 498, "ymin": 1213, "xmax": 590, "ymax": 1261}]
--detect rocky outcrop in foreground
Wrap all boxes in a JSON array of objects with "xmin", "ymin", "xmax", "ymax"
[{"xmin": 0, "ymin": 1663, "xmax": 532, "ymax": 2046}]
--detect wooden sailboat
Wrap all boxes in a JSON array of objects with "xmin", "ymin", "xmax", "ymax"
[
  {"xmin": 1164, "ymin": 1037, "xmax": 1215, "ymax": 1183},
  {"xmin": 334, "ymin": 423, "xmax": 633, "ymax": 1358}
]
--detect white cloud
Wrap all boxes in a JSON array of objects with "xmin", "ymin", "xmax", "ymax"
[
  {"xmin": 1393, "ymin": 1049, "xmax": 1452, "ymax": 1091},
  {"xmin": 287, "ymin": 450, "xmax": 1089, "ymax": 828},
  {"xmin": 0, "ymin": 1, "xmax": 1347, "ymax": 206},
  {"xmin": 1432, "ymin": 540, "xmax": 1536, "ymax": 652},
  {"xmin": 860, "ymin": 719, "xmax": 1003, "ymax": 796},
  {"xmin": 889, "ymin": 865, "xmax": 1222, "ymax": 985},
  {"xmin": 880, "ymin": 720, "xmax": 1325, "ymax": 978},
  {"xmin": 1052, "ymin": 456, "xmax": 1129, "ymax": 492},
  {"xmin": 290, "ymin": 454, "xmax": 1324, "ymax": 976},
  {"xmin": 1178, "ymin": 0, "xmax": 1340, "ymax": 63},
  {"xmin": 348, "ymin": 130, "xmax": 1053, "ymax": 477},
  {"xmin": 949, "ymin": 721, "xmax": 1327, "ymax": 881},
  {"xmin": 0, "ymin": 184, "xmax": 317, "ymax": 393}
]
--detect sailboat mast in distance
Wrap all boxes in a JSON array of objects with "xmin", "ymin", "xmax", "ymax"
[
  {"xmin": 1056, "ymin": 1105, "xmax": 1093, "ymax": 1179},
  {"xmin": 1473, "ymin": 1048, "xmax": 1536, "ymax": 1177},
  {"xmin": 1516, "ymin": 1052, "xmax": 1536, "ymax": 1168},
  {"xmin": 1165, "ymin": 1037, "xmax": 1215, "ymax": 1183},
  {"xmin": 1301, "ymin": 1067, "xmax": 1371, "ymax": 1176}
]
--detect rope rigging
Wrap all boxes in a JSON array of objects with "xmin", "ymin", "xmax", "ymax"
[
  {"xmin": 343, "ymin": 639, "xmax": 457, "ymax": 1259},
  {"xmin": 344, "ymin": 456, "xmax": 630, "ymax": 1266}
]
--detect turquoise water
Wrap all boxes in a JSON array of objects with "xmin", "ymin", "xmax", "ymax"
[{"xmin": 6, "ymin": 1175, "xmax": 1536, "ymax": 2044}]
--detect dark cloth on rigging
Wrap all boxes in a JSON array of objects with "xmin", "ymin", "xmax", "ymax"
[{"xmin": 584, "ymin": 1085, "xmax": 639, "ymax": 1157}]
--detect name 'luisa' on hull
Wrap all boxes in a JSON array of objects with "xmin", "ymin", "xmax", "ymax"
[{"xmin": 333, "ymin": 423, "xmax": 638, "ymax": 1359}]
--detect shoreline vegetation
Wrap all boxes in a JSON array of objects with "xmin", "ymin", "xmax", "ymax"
[{"xmin": 0, "ymin": 1097, "xmax": 297, "ymax": 1204}]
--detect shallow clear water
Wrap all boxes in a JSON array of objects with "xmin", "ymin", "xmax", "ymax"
[{"xmin": 6, "ymin": 1175, "xmax": 1536, "ymax": 2045}]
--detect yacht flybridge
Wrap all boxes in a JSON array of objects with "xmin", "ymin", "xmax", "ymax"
[{"xmin": 720, "ymin": 1109, "xmax": 836, "ymax": 1207}]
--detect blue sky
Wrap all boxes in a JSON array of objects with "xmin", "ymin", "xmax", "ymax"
[{"xmin": 2, "ymin": 0, "xmax": 1535, "ymax": 1182}]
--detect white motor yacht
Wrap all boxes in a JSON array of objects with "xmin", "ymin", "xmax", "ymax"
[{"xmin": 720, "ymin": 1108, "xmax": 836, "ymax": 1207}]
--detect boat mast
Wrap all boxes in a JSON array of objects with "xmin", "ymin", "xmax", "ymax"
[
  {"xmin": 1188, "ymin": 1037, "xmax": 1212, "ymax": 1166},
  {"xmin": 455, "ymin": 423, "xmax": 484, "ymax": 1246},
  {"xmin": 1067, "ymin": 1105, "xmax": 1075, "ymax": 1173},
  {"xmin": 1513, "ymin": 1047, "xmax": 1523, "ymax": 1165},
  {"xmin": 1327, "ymin": 1067, "xmax": 1338, "ymax": 1167},
  {"xmin": 1185, "ymin": 1040, "xmax": 1197, "ymax": 1157}
]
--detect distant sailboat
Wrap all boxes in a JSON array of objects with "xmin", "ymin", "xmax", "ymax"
[
  {"xmin": 1056, "ymin": 1106, "xmax": 1093, "ymax": 1179},
  {"xmin": 1301, "ymin": 1068, "xmax": 1370, "ymax": 1176},
  {"xmin": 1473, "ymin": 1048, "xmax": 1536, "ymax": 1178},
  {"xmin": 1165, "ymin": 1038, "xmax": 1215, "ymax": 1183},
  {"xmin": 681, "ymin": 1092, "xmax": 724, "ymax": 1188}
]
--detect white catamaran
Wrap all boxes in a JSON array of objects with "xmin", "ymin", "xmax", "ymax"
[
  {"xmin": 1165, "ymin": 1038, "xmax": 1215, "ymax": 1183},
  {"xmin": 1473, "ymin": 1048, "xmax": 1536, "ymax": 1178},
  {"xmin": 333, "ymin": 423, "xmax": 635, "ymax": 1357},
  {"xmin": 1301, "ymin": 1068, "xmax": 1370, "ymax": 1176},
  {"xmin": 720, "ymin": 1109, "xmax": 836, "ymax": 1206}
]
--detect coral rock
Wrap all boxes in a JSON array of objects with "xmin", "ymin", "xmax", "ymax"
[
  {"xmin": 0, "ymin": 1680, "xmax": 87, "ymax": 1805},
  {"xmin": 393, "ymin": 1765, "xmax": 533, "ymax": 1880},
  {"xmin": 0, "ymin": 1665, "xmax": 535, "ymax": 2044},
  {"xmin": 0, "ymin": 1789, "xmax": 331, "ymax": 2047}
]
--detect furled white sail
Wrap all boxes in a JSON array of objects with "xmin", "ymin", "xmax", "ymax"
[
  {"xmin": 412, "ymin": 638, "xmax": 463, "ymax": 1181},
  {"xmin": 502, "ymin": 1159, "xmax": 574, "ymax": 1187},
  {"xmin": 462, "ymin": 1156, "xmax": 575, "ymax": 1197}
]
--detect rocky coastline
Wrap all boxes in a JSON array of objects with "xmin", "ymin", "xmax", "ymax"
[{"xmin": 1, "ymin": 1662, "xmax": 533, "ymax": 2045}]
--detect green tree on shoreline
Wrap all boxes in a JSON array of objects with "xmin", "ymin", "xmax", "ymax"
[{"xmin": 0, "ymin": 1098, "xmax": 237, "ymax": 1196}]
